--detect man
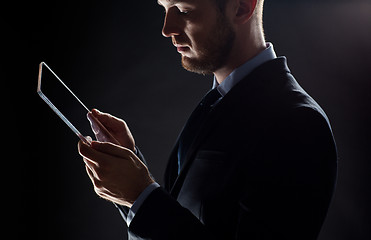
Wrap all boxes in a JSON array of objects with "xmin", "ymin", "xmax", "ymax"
[{"xmin": 78, "ymin": 0, "xmax": 337, "ymax": 239}]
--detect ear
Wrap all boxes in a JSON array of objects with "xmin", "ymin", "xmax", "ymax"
[{"xmin": 234, "ymin": 0, "xmax": 257, "ymax": 24}]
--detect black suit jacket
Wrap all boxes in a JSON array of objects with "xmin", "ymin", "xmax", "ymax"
[{"xmin": 125, "ymin": 57, "xmax": 337, "ymax": 240}]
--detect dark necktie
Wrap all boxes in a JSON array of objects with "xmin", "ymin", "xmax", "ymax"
[{"xmin": 177, "ymin": 88, "xmax": 222, "ymax": 173}]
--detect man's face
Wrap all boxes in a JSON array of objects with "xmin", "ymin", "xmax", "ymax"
[{"xmin": 158, "ymin": 0, "xmax": 235, "ymax": 75}]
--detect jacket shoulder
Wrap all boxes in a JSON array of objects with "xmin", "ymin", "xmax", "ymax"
[{"xmin": 221, "ymin": 57, "xmax": 331, "ymax": 126}]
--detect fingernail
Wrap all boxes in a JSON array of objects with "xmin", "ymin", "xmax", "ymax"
[
  {"xmin": 92, "ymin": 109, "xmax": 100, "ymax": 115},
  {"xmin": 85, "ymin": 136, "xmax": 93, "ymax": 145}
]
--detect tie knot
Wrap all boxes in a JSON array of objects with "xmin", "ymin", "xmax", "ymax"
[{"xmin": 200, "ymin": 88, "xmax": 221, "ymax": 107}]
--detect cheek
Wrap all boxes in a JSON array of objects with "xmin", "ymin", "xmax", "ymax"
[
  {"xmin": 184, "ymin": 11, "xmax": 217, "ymax": 40},
  {"xmin": 182, "ymin": 10, "xmax": 220, "ymax": 53},
  {"xmin": 186, "ymin": 23, "xmax": 211, "ymax": 48}
]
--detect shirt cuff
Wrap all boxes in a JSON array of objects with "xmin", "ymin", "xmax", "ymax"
[{"xmin": 126, "ymin": 182, "xmax": 160, "ymax": 226}]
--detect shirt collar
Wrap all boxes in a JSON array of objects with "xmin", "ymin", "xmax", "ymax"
[{"xmin": 213, "ymin": 42, "xmax": 277, "ymax": 96}]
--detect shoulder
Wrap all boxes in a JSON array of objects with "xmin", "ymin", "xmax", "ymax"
[
  {"xmin": 225, "ymin": 57, "xmax": 331, "ymax": 126},
  {"xmin": 213, "ymin": 57, "xmax": 336, "ymax": 152}
]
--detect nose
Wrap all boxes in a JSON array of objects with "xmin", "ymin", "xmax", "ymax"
[{"xmin": 162, "ymin": 10, "xmax": 181, "ymax": 38}]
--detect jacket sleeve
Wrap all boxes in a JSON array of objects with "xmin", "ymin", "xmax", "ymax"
[
  {"xmin": 128, "ymin": 187, "xmax": 211, "ymax": 240},
  {"xmin": 234, "ymin": 107, "xmax": 338, "ymax": 239}
]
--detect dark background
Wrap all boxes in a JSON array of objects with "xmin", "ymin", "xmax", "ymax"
[{"xmin": 7, "ymin": 0, "xmax": 370, "ymax": 239}]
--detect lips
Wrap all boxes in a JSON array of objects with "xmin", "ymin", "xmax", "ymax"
[
  {"xmin": 173, "ymin": 43, "xmax": 190, "ymax": 53},
  {"xmin": 172, "ymin": 38, "xmax": 190, "ymax": 53},
  {"xmin": 176, "ymin": 46, "xmax": 189, "ymax": 53}
]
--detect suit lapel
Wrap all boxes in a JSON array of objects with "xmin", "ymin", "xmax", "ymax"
[
  {"xmin": 169, "ymin": 102, "xmax": 224, "ymax": 196},
  {"xmin": 164, "ymin": 141, "xmax": 179, "ymax": 192},
  {"xmin": 166, "ymin": 77, "xmax": 253, "ymax": 197},
  {"xmin": 165, "ymin": 57, "xmax": 290, "ymax": 197}
]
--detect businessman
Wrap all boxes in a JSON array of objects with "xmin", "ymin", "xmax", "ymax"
[{"xmin": 78, "ymin": 0, "xmax": 338, "ymax": 239}]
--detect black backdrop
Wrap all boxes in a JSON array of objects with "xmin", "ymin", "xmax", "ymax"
[{"xmin": 8, "ymin": 0, "xmax": 371, "ymax": 239}]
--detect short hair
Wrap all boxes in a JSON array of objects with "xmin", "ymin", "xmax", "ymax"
[
  {"xmin": 213, "ymin": 0, "xmax": 228, "ymax": 12},
  {"xmin": 213, "ymin": 0, "xmax": 264, "ymax": 26},
  {"xmin": 213, "ymin": 0, "xmax": 264, "ymax": 16}
]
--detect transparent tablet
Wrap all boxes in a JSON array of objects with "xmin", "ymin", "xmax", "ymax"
[{"xmin": 37, "ymin": 62, "xmax": 92, "ymax": 145}]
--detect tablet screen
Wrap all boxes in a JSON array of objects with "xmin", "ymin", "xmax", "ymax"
[{"xmin": 37, "ymin": 62, "xmax": 92, "ymax": 145}]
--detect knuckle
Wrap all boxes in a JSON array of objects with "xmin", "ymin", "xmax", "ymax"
[
  {"xmin": 91, "ymin": 160, "xmax": 108, "ymax": 174},
  {"xmin": 87, "ymin": 159, "xmax": 110, "ymax": 182},
  {"xmin": 94, "ymin": 169, "xmax": 106, "ymax": 182},
  {"xmin": 95, "ymin": 160, "xmax": 105, "ymax": 170},
  {"xmin": 92, "ymin": 177, "xmax": 103, "ymax": 188}
]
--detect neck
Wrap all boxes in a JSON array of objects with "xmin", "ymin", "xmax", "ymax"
[{"xmin": 214, "ymin": 28, "xmax": 266, "ymax": 84}]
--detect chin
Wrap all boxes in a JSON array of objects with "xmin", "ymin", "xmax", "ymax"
[{"xmin": 181, "ymin": 56, "xmax": 215, "ymax": 75}]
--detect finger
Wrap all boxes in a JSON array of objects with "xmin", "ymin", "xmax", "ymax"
[
  {"xmin": 85, "ymin": 164, "xmax": 95, "ymax": 182},
  {"xmin": 85, "ymin": 160, "xmax": 107, "ymax": 185},
  {"xmin": 78, "ymin": 139, "xmax": 89, "ymax": 157},
  {"xmin": 85, "ymin": 170, "xmax": 107, "ymax": 197},
  {"xmin": 85, "ymin": 164, "xmax": 113, "ymax": 200},
  {"xmin": 91, "ymin": 109, "xmax": 114, "ymax": 126},
  {"xmin": 91, "ymin": 141, "xmax": 134, "ymax": 160},
  {"xmin": 78, "ymin": 140, "xmax": 110, "ymax": 166},
  {"xmin": 92, "ymin": 141, "xmax": 146, "ymax": 170},
  {"xmin": 90, "ymin": 109, "xmax": 136, "ymax": 150},
  {"xmin": 91, "ymin": 109, "xmax": 114, "ymax": 123},
  {"xmin": 83, "ymin": 156, "xmax": 97, "ymax": 172},
  {"xmin": 87, "ymin": 112, "xmax": 101, "ymax": 135},
  {"xmin": 78, "ymin": 140, "xmax": 92, "ymax": 158},
  {"xmin": 91, "ymin": 109, "xmax": 126, "ymax": 130},
  {"xmin": 87, "ymin": 112, "xmax": 121, "ymax": 145}
]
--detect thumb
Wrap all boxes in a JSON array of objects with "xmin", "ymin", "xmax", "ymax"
[
  {"xmin": 86, "ymin": 110, "xmax": 121, "ymax": 145},
  {"xmin": 87, "ymin": 111, "xmax": 100, "ymax": 134}
]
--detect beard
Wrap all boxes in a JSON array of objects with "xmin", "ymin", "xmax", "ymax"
[{"xmin": 180, "ymin": 14, "xmax": 235, "ymax": 75}]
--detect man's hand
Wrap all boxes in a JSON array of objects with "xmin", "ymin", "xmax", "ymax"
[
  {"xmin": 78, "ymin": 140, "xmax": 155, "ymax": 207},
  {"xmin": 87, "ymin": 109, "xmax": 135, "ymax": 151}
]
